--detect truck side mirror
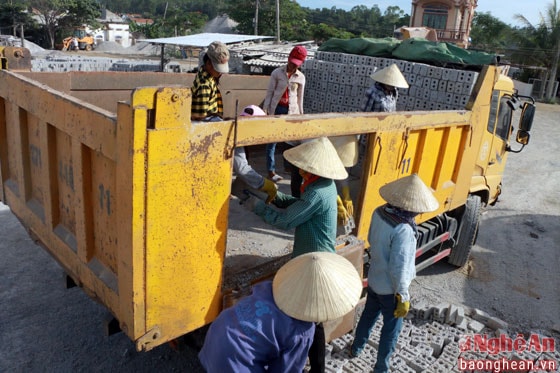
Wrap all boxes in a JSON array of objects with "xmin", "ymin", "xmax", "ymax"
[
  {"xmin": 519, "ymin": 102, "xmax": 535, "ymax": 132},
  {"xmin": 516, "ymin": 130, "xmax": 530, "ymax": 145}
]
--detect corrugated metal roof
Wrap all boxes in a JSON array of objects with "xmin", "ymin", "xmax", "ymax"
[{"xmin": 137, "ymin": 33, "xmax": 274, "ymax": 47}]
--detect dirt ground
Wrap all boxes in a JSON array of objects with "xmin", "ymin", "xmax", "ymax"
[{"xmin": 0, "ymin": 103, "xmax": 559, "ymax": 371}]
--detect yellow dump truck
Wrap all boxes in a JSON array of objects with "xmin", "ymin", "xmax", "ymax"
[{"xmin": 0, "ymin": 46, "xmax": 534, "ymax": 351}]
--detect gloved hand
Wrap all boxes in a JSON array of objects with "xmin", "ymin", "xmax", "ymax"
[
  {"xmin": 337, "ymin": 195, "xmax": 350, "ymax": 225},
  {"xmin": 259, "ymin": 178, "xmax": 278, "ymax": 204},
  {"xmin": 393, "ymin": 293, "xmax": 410, "ymax": 318},
  {"xmin": 242, "ymin": 194, "xmax": 261, "ymax": 212},
  {"xmin": 341, "ymin": 185, "xmax": 354, "ymax": 217}
]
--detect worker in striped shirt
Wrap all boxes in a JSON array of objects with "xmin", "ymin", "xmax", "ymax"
[{"xmin": 190, "ymin": 41, "xmax": 229, "ymax": 121}]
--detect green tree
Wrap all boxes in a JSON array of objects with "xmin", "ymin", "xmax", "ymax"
[
  {"xmin": 0, "ymin": 1, "xmax": 36, "ymax": 36},
  {"xmin": 30, "ymin": 0, "xmax": 74, "ymax": 49},
  {"xmin": 515, "ymin": 0, "xmax": 560, "ymax": 100},
  {"xmin": 58, "ymin": 0, "xmax": 101, "ymax": 37},
  {"xmin": 227, "ymin": 0, "xmax": 308, "ymax": 41},
  {"xmin": 470, "ymin": 12, "xmax": 513, "ymax": 51},
  {"xmin": 310, "ymin": 22, "xmax": 354, "ymax": 43}
]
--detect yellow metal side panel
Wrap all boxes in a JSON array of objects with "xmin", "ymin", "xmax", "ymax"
[
  {"xmin": 89, "ymin": 150, "xmax": 118, "ymax": 274},
  {"xmin": 0, "ymin": 70, "xmax": 121, "ymax": 330},
  {"xmin": 54, "ymin": 128, "xmax": 77, "ymax": 248},
  {"xmin": 27, "ymin": 113, "xmax": 45, "ymax": 215},
  {"xmin": 115, "ymin": 101, "xmax": 148, "ymax": 341},
  {"xmin": 141, "ymin": 87, "xmax": 229, "ymax": 348}
]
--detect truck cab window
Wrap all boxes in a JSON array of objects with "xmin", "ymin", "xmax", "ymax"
[
  {"xmin": 496, "ymin": 97, "xmax": 513, "ymax": 140},
  {"xmin": 487, "ymin": 91, "xmax": 512, "ymax": 141}
]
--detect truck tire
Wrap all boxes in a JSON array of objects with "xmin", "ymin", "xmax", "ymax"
[
  {"xmin": 85, "ymin": 44, "xmax": 92, "ymax": 51},
  {"xmin": 448, "ymin": 194, "xmax": 481, "ymax": 267}
]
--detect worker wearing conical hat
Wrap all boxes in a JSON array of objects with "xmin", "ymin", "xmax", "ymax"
[
  {"xmin": 242, "ymin": 137, "xmax": 348, "ymax": 372},
  {"xmin": 350, "ymin": 174, "xmax": 439, "ymax": 372},
  {"xmin": 199, "ymin": 251, "xmax": 362, "ymax": 372},
  {"xmin": 243, "ymin": 136, "xmax": 347, "ymax": 257},
  {"xmin": 362, "ymin": 63, "xmax": 409, "ymax": 113}
]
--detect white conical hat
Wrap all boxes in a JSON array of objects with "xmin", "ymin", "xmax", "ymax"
[
  {"xmin": 328, "ymin": 135, "xmax": 358, "ymax": 167},
  {"xmin": 370, "ymin": 63, "xmax": 409, "ymax": 89},
  {"xmin": 379, "ymin": 174, "xmax": 439, "ymax": 213},
  {"xmin": 283, "ymin": 137, "xmax": 348, "ymax": 180},
  {"xmin": 272, "ymin": 252, "xmax": 362, "ymax": 322}
]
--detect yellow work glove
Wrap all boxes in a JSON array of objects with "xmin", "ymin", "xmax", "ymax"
[
  {"xmin": 393, "ymin": 293, "xmax": 410, "ymax": 318},
  {"xmin": 341, "ymin": 185, "xmax": 354, "ymax": 217},
  {"xmin": 259, "ymin": 178, "xmax": 278, "ymax": 204},
  {"xmin": 336, "ymin": 195, "xmax": 350, "ymax": 225}
]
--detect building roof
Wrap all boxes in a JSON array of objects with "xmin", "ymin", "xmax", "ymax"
[{"xmin": 137, "ymin": 33, "xmax": 274, "ymax": 48}]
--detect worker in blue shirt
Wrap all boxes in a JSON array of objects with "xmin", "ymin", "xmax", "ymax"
[{"xmin": 198, "ymin": 251, "xmax": 362, "ymax": 373}]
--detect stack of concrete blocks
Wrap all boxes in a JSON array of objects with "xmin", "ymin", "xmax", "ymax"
[
  {"xmin": 31, "ymin": 56, "xmax": 162, "ymax": 73},
  {"xmin": 321, "ymin": 302, "xmax": 560, "ymax": 373},
  {"xmin": 302, "ymin": 51, "xmax": 479, "ymax": 114}
]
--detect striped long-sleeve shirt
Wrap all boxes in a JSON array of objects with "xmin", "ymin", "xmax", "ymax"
[{"xmin": 191, "ymin": 67, "xmax": 223, "ymax": 120}]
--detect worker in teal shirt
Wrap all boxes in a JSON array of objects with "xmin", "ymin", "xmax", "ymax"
[
  {"xmin": 243, "ymin": 136, "xmax": 348, "ymax": 257},
  {"xmin": 243, "ymin": 136, "xmax": 349, "ymax": 371}
]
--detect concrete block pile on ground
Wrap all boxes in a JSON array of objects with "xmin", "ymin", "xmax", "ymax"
[
  {"xmin": 31, "ymin": 55, "xmax": 165, "ymax": 72},
  {"xmin": 302, "ymin": 51, "xmax": 478, "ymax": 114},
  {"xmin": 321, "ymin": 302, "xmax": 559, "ymax": 373}
]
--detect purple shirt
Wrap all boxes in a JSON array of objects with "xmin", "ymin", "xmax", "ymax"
[{"xmin": 198, "ymin": 281, "xmax": 315, "ymax": 372}]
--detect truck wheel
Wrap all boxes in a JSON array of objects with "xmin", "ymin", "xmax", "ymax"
[
  {"xmin": 448, "ymin": 194, "xmax": 481, "ymax": 267},
  {"xmin": 85, "ymin": 44, "xmax": 92, "ymax": 51}
]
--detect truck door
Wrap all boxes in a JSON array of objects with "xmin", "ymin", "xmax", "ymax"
[{"xmin": 478, "ymin": 90, "xmax": 513, "ymax": 202}]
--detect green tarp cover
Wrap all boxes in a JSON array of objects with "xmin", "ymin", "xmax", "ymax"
[{"xmin": 318, "ymin": 37, "xmax": 497, "ymax": 67}]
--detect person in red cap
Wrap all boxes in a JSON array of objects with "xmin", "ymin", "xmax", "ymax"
[{"xmin": 262, "ymin": 45, "xmax": 308, "ymax": 183}]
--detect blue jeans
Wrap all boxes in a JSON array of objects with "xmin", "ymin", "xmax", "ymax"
[
  {"xmin": 266, "ymin": 105, "xmax": 289, "ymax": 172},
  {"xmin": 352, "ymin": 288, "xmax": 403, "ymax": 373}
]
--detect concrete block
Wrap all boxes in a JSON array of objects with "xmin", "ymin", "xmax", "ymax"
[
  {"xmin": 395, "ymin": 364, "xmax": 416, "ymax": 373},
  {"xmin": 455, "ymin": 307, "xmax": 465, "ymax": 325},
  {"xmin": 472, "ymin": 309, "xmax": 508, "ymax": 330},
  {"xmin": 430, "ymin": 335, "xmax": 445, "ymax": 356},
  {"xmin": 325, "ymin": 357, "xmax": 346, "ymax": 373},
  {"xmin": 331, "ymin": 337, "xmax": 348, "ymax": 353},
  {"xmin": 345, "ymin": 357, "xmax": 370, "ymax": 372},
  {"xmin": 467, "ymin": 319, "xmax": 486, "ymax": 333},
  {"xmin": 442, "ymin": 68, "xmax": 458, "ymax": 81},
  {"xmin": 446, "ymin": 304, "xmax": 459, "ymax": 325},
  {"xmin": 446, "ymin": 80, "xmax": 456, "ymax": 93}
]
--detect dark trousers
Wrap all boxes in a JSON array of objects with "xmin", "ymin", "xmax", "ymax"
[{"xmin": 308, "ymin": 322, "xmax": 325, "ymax": 373}]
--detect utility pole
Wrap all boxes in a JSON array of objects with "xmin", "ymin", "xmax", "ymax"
[
  {"xmin": 254, "ymin": 0, "xmax": 259, "ymax": 35},
  {"xmin": 275, "ymin": 0, "xmax": 280, "ymax": 43}
]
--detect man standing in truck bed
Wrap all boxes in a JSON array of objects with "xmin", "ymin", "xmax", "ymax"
[
  {"xmin": 189, "ymin": 42, "xmax": 277, "ymax": 202},
  {"xmin": 190, "ymin": 41, "xmax": 229, "ymax": 121}
]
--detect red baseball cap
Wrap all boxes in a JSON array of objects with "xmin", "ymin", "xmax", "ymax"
[{"xmin": 288, "ymin": 46, "xmax": 307, "ymax": 67}]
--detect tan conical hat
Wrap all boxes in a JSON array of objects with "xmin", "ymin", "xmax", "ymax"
[
  {"xmin": 328, "ymin": 135, "xmax": 358, "ymax": 167},
  {"xmin": 283, "ymin": 137, "xmax": 348, "ymax": 180},
  {"xmin": 370, "ymin": 63, "xmax": 409, "ymax": 89},
  {"xmin": 272, "ymin": 252, "xmax": 362, "ymax": 322},
  {"xmin": 379, "ymin": 174, "xmax": 439, "ymax": 213}
]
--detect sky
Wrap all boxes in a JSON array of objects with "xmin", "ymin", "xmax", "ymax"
[{"xmin": 297, "ymin": 0, "xmax": 551, "ymax": 26}]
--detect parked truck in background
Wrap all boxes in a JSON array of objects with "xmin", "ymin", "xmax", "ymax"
[{"xmin": 0, "ymin": 46, "xmax": 534, "ymax": 352}]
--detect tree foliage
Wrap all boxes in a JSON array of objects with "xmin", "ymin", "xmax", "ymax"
[
  {"xmin": 470, "ymin": 12, "xmax": 512, "ymax": 50},
  {"xmin": 514, "ymin": 0, "xmax": 560, "ymax": 100},
  {"xmin": 0, "ymin": 1, "xmax": 36, "ymax": 35}
]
